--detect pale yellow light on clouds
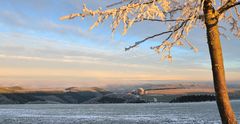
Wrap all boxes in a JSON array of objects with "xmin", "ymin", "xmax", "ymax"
[
  {"xmin": 0, "ymin": 53, "xmax": 212, "ymax": 81},
  {"xmin": 0, "ymin": 67, "xmax": 180, "ymax": 80},
  {"xmin": 0, "ymin": 65, "xmax": 218, "ymax": 83}
]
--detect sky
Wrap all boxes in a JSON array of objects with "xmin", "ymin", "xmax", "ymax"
[{"xmin": 0, "ymin": 0, "xmax": 239, "ymax": 88}]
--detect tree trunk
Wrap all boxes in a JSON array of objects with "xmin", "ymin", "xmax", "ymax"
[{"xmin": 203, "ymin": 1, "xmax": 237, "ymax": 124}]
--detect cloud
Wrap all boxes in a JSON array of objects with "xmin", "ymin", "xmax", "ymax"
[
  {"xmin": 0, "ymin": 32, "xmax": 158, "ymax": 70},
  {"xmin": 1, "ymin": 30, "xmax": 239, "ymax": 81},
  {"xmin": 0, "ymin": 8, "xmax": 122, "ymax": 47},
  {"xmin": 0, "ymin": 0, "xmax": 239, "ymax": 86},
  {"xmin": 0, "ymin": 53, "xmax": 156, "ymax": 69}
]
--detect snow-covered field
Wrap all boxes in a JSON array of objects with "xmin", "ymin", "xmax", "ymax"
[{"xmin": 0, "ymin": 100, "xmax": 239, "ymax": 124}]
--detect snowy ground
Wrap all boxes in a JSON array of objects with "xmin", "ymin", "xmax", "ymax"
[{"xmin": 0, "ymin": 100, "xmax": 239, "ymax": 124}]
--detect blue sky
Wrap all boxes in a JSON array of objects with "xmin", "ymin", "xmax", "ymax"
[{"xmin": 0, "ymin": 0, "xmax": 239, "ymax": 88}]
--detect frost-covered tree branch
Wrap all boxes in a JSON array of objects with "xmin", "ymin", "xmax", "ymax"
[
  {"xmin": 218, "ymin": 1, "xmax": 240, "ymax": 15},
  {"xmin": 60, "ymin": 0, "xmax": 240, "ymax": 60}
]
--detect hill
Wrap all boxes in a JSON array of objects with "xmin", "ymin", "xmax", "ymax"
[
  {"xmin": 0, "ymin": 86, "xmax": 111, "ymax": 104},
  {"xmin": 0, "ymin": 86, "xmax": 145, "ymax": 104}
]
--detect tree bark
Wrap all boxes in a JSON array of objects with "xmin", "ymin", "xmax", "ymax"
[{"xmin": 203, "ymin": 1, "xmax": 237, "ymax": 124}]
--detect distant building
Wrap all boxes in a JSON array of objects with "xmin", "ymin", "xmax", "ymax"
[
  {"xmin": 128, "ymin": 88, "xmax": 147, "ymax": 96},
  {"xmin": 137, "ymin": 88, "xmax": 145, "ymax": 95},
  {"xmin": 144, "ymin": 90, "xmax": 148, "ymax": 95}
]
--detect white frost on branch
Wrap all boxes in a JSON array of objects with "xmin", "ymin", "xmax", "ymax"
[{"xmin": 60, "ymin": 0, "xmax": 240, "ymax": 61}]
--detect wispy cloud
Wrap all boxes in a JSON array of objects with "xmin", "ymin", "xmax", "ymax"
[
  {"xmin": 0, "ymin": 0, "xmax": 239, "ymax": 87},
  {"xmin": 0, "ymin": 32, "xmax": 160, "ymax": 70}
]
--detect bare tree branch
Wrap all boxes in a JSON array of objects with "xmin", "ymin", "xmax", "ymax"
[
  {"xmin": 125, "ymin": 31, "xmax": 172, "ymax": 51},
  {"xmin": 134, "ymin": 15, "xmax": 204, "ymax": 23},
  {"xmin": 218, "ymin": 1, "xmax": 240, "ymax": 15},
  {"xmin": 135, "ymin": 18, "xmax": 186, "ymax": 23},
  {"xmin": 150, "ymin": 21, "xmax": 187, "ymax": 50},
  {"xmin": 125, "ymin": 21, "xmax": 187, "ymax": 51},
  {"xmin": 106, "ymin": 0, "xmax": 132, "ymax": 8}
]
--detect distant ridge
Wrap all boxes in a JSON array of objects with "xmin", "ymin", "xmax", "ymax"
[
  {"xmin": 0, "ymin": 82, "xmax": 239, "ymax": 104},
  {"xmin": 64, "ymin": 87, "xmax": 108, "ymax": 93},
  {"xmin": 0, "ymin": 86, "xmax": 111, "ymax": 104},
  {"xmin": 0, "ymin": 86, "xmax": 109, "ymax": 94}
]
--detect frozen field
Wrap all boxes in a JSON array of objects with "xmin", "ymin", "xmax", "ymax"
[{"xmin": 0, "ymin": 100, "xmax": 239, "ymax": 124}]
